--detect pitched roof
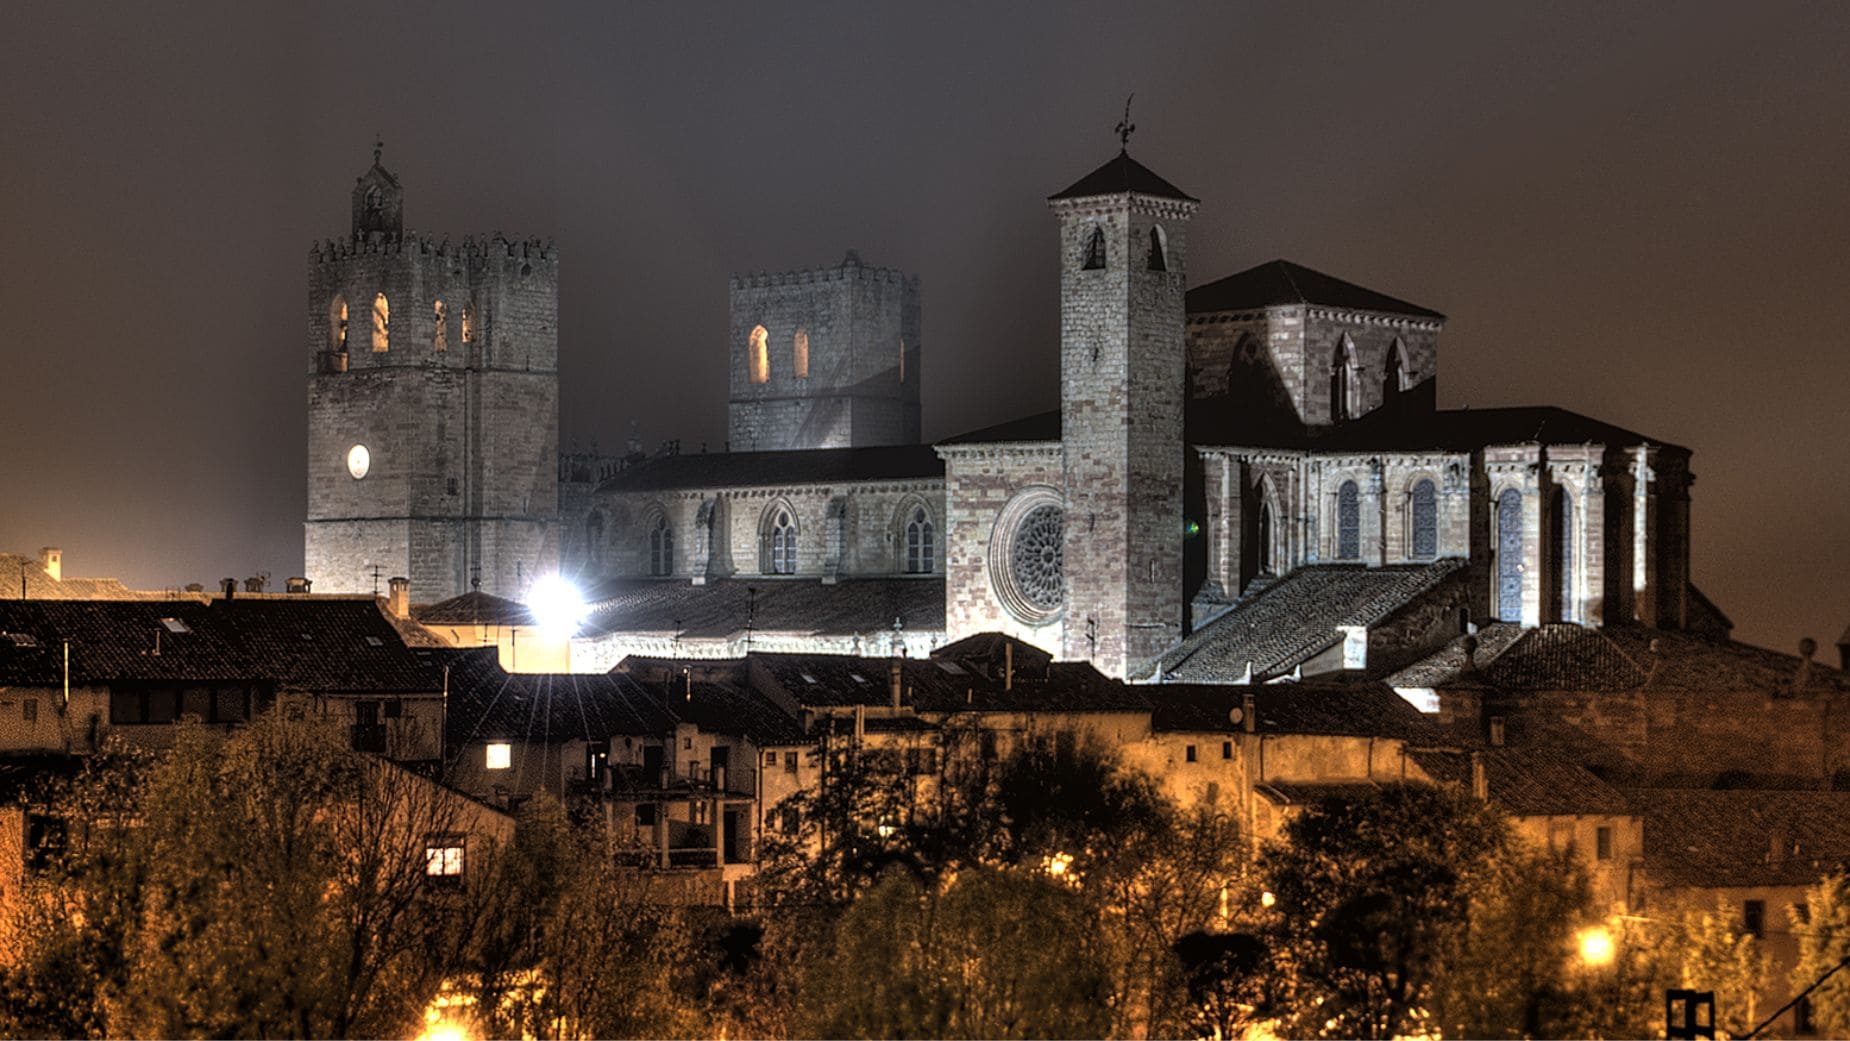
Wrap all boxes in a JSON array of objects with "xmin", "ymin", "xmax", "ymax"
[
  {"xmin": 1159, "ymin": 560, "xmax": 1467, "ymax": 683},
  {"xmin": 415, "ymin": 591, "xmax": 536, "ymax": 627},
  {"xmin": 1187, "ymin": 259, "xmax": 1444, "ymax": 320},
  {"xmin": 937, "ymin": 410, "xmax": 1062, "ymax": 447},
  {"xmin": 1410, "ymin": 746, "xmax": 1631, "ymax": 817},
  {"xmin": 1049, "ymin": 152, "xmax": 1196, "ymax": 203},
  {"xmin": 1631, "ymin": 789, "xmax": 1850, "ymax": 889},
  {"xmin": 209, "ymin": 599, "xmax": 444, "ymax": 694},
  {"xmin": 437, "ymin": 646, "xmax": 677, "ymax": 746},
  {"xmin": 748, "ymin": 650, "xmax": 1147, "ymax": 714},
  {"xmin": 594, "ymin": 444, "xmax": 942, "ymax": 494},
  {"xmin": 0, "ymin": 553, "xmax": 157, "ymax": 601},
  {"xmin": 580, "ymin": 577, "xmax": 944, "ymax": 640},
  {"xmin": 1150, "ymin": 679, "xmax": 1441, "ymax": 739}
]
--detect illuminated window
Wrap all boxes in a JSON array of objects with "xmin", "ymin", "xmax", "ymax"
[
  {"xmin": 793, "ymin": 328, "xmax": 809, "ymax": 380},
  {"xmin": 1146, "ymin": 225, "xmax": 1167, "ymax": 271},
  {"xmin": 1082, "ymin": 226, "xmax": 1106, "ymax": 270},
  {"xmin": 330, "ymin": 294, "xmax": 348, "ymax": 351},
  {"xmin": 461, "ymin": 302, "xmax": 474, "ymax": 344},
  {"xmin": 1337, "ymin": 481, "xmax": 1360, "ymax": 560},
  {"xmin": 1410, "ymin": 480, "xmax": 1437, "ymax": 559},
  {"xmin": 904, "ymin": 506, "xmax": 935, "ymax": 574},
  {"xmin": 767, "ymin": 508, "xmax": 796, "ymax": 575},
  {"xmin": 485, "ymin": 742, "xmax": 511, "ymax": 770},
  {"xmin": 371, "ymin": 293, "xmax": 390, "ymax": 352},
  {"xmin": 748, "ymin": 325, "xmax": 770, "ymax": 384},
  {"xmin": 425, "ymin": 836, "xmax": 464, "ymax": 881},
  {"xmin": 648, "ymin": 514, "xmax": 674, "ymax": 577},
  {"xmin": 432, "ymin": 299, "xmax": 447, "ymax": 352}
]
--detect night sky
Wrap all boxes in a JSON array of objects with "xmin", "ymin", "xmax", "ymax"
[{"xmin": 3, "ymin": 3, "xmax": 1847, "ymax": 654}]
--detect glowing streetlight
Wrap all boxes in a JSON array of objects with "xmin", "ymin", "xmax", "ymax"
[
  {"xmin": 1577, "ymin": 925, "xmax": 1616, "ymax": 968},
  {"xmin": 1045, "ymin": 851, "xmax": 1074, "ymax": 878},
  {"xmin": 1261, "ymin": 890, "xmax": 1277, "ymax": 909},
  {"xmin": 526, "ymin": 574, "xmax": 588, "ymax": 637}
]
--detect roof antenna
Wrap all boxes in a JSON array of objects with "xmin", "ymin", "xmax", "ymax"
[{"xmin": 1115, "ymin": 94, "xmax": 1136, "ymax": 152}]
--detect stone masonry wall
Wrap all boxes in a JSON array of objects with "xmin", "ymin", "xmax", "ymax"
[{"xmin": 936, "ymin": 443, "xmax": 1065, "ymax": 658}]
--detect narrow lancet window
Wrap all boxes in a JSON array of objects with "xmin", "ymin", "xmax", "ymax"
[
  {"xmin": 648, "ymin": 515, "xmax": 674, "ymax": 577},
  {"xmin": 1147, "ymin": 226, "xmax": 1167, "ymax": 271},
  {"xmin": 1337, "ymin": 481, "xmax": 1360, "ymax": 560},
  {"xmin": 749, "ymin": 325, "xmax": 770, "ymax": 384},
  {"xmin": 432, "ymin": 299, "xmax": 447, "ymax": 352},
  {"xmin": 1082, "ymin": 226, "xmax": 1106, "ymax": 270},
  {"xmin": 330, "ymin": 294, "xmax": 348, "ymax": 351},
  {"xmin": 793, "ymin": 328, "xmax": 809, "ymax": 380},
  {"xmin": 1411, "ymin": 479, "xmax": 1437, "ymax": 558},
  {"xmin": 372, "ymin": 293, "xmax": 390, "ymax": 352},
  {"xmin": 905, "ymin": 507, "xmax": 935, "ymax": 574},
  {"xmin": 768, "ymin": 509, "xmax": 796, "ymax": 574}
]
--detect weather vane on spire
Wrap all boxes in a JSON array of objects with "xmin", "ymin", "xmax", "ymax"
[
  {"xmin": 1115, "ymin": 94, "xmax": 1136, "ymax": 152},
  {"xmin": 373, "ymin": 134, "xmax": 383, "ymax": 166}
]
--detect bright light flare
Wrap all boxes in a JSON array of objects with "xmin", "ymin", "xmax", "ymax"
[
  {"xmin": 1261, "ymin": 890, "xmax": 1277, "ymax": 909},
  {"xmin": 1577, "ymin": 925, "xmax": 1616, "ymax": 968},
  {"xmin": 526, "ymin": 574, "xmax": 588, "ymax": 637},
  {"xmin": 1045, "ymin": 851, "xmax": 1074, "ymax": 878}
]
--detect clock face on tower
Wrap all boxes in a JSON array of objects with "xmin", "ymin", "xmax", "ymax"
[{"xmin": 347, "ymin": 444, "xmax": 371, "ymax": 480}]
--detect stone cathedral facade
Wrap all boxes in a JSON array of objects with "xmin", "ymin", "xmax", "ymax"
[
  {"xmin": 305, "ymin": 144, "xmax": 1717, "ymax": 681},
  {"xmin": 304, "ymin": 152, "xmax": 560, "ymax": 600}
]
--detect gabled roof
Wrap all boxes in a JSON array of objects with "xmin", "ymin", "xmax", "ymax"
[
  {"xmin": 1410, "ymin": 745, "xmax": 1631, "ymax": 817},
  {"xmin": 594, "ymin": 444, "xmax": 942, "ymax": 494},
  {"xmin": 580, "ymin": 578, "xmax": 944, "ymax": 640},
  {"xmin": 1631, "ymin": 789, "xmax": 1850, "ymax": 889},
  {"xmin": 747, "ymin": 650, "xmax": 1146, "ymax": 714},
  {"xmin": 1159, "ymin": 560, "xmax": 1468, "ymax": 683},
  {"xmin": 415, "ymin": 591, "xmax": 535, "ymax": 627},
  {"xmin": 1150, "ymin": 679, "xmax": 1442, "ymax": 739},
  {"xmin": 1049, "ymin": 151, "xmax": 1196, "ymax": 203},
  {"xmin": 1187, "ymin": 259, "xmax": 1444, "ymax": 320},
  {"xmin": 437, "ymin": 647, "xmax": 677, "ymax": 746},
  {"xmin": 937, "ymin": 410, "xmax": 1062, "ymax": 447},
  {"xmin": 210, "ymin": 599, "xmax": 444, "ymax": 694}
]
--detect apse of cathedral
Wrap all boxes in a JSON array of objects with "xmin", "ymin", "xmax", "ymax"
[{"xmin": 307, "ymin": 144, "xmax": 1719, "ymax": 683}]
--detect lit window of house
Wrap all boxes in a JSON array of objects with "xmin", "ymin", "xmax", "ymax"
[
  {"xmin": 485, "ymin": 742, "xmax": 511, "ymax": 770},
  {"xmin": 425, "ymin": 836, "xmax": 464, "ymax": 882}
]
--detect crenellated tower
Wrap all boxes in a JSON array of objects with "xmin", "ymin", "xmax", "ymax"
[{"xmin": 305, "ymin": 146, "xmax": 559, "ymax": 600}]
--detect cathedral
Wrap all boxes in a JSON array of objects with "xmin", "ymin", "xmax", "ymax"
[{"xmin": 305, "ymin": 144, "xmax": 1720, "ymax": 683}]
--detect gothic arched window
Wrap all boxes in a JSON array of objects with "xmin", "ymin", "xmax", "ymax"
[
  {"xmin": 1329, "ymin": 340, "xmax": 1353, "ymax": 421},
  {"xmin": 1384, "ymin": 341, "xmax": 1405, "ymax": 403},
  {"xmin": 461, "ymin": 302, "xmax": 475, "ymax": 345},
  {"xmin": 767, "ymin": 508, "xmax": 796, "ymax": 575},
  {"xmin": 371, "ymin": 293, "xmax": 390, "ymax": 352},
  {"xmin": 331, "ymin": 293, "xmax": 347, "ymax": 355},
  {"xmin": 1257, "ymin": 501, "xmax": 1274, "ymax": 576},
  {"xmin": 648, "ymin": 515, "xmax": 674, "ymax": 577},
  {"xmin": 585, "ymin": 511, "xmax": 605, "ymax": 571},
  {"xmin": 793, "ymin": 328, "xmax": 809, "ymax": 380},
  {"xmin": 1410, "ymin": 479, "xmax": 1437, "ymax": 559},
  {"xmin": 748, "ymin": 325, "xmax": 770, "ymax": 384},
  {"xmin": 1553, "ymin": 488, "xmax": 1575, "ymax": 622},
  {"xmin": 1147, "ymin": 226, "xmax": 1167, "ymax": 271},
  {"xmin": 1082, "ymin": 226, "xmax": 1106, "ymax": 271},
  {"xmin": 432, "ymin": 299, "xmax": 448, "ymax": 352},
  {"xmin": 904, "ymin": 506, "xmax": 935, "ymax": 574},
  {"xmin": 1496, "ymin": 488, "xmax": 1524, "ymax": 622},
  {"xmin": 1337, "ymin": 481, "xmax": 1360, "ymax": 560}
]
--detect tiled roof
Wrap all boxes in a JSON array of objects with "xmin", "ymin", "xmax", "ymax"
[
  {"xmin": 1049, "ymin": 151, "xmax": 1196, "ymax": 202},
  {"xmin": 1187, "ymin": 259, "xmax": 1444, "ymax": 320},
  {"xmin": 1150, "ymin": 679, "xmax": 1441, "ymax": 739},
  {"xmin": 1631, "ymin": 789, "xmax": 1850, "ymax": 889},
  {"xmin": 1410, "ymin": 746, "xmax": 1631, "ymax": 817},
  {"xmin": 1402, "ymin": 623, "xmax": 1850, "ymax": 695},
  {"xmin": 437, "ymin": 647, "xmax": 677, "ymax": 746},
  {"xmin": 1256, "ymin": 780, "xmax": 1387, "ymax": 806},
  {"xmin": 748, "ymin": 651, "xmax": 1147, "ymax": 714},
  {"xmin": 1159, "ymin": 560, "xmax": 1467, "ymax": 683},
  {"xmin": 580, "ymin": 577, "xmax": 944, "ymax": 640},
  {"xmin": 210, "ymin": 599, "xmax": 444, "ymax": 693},
  {"xmin": 415, "ymin": 591, "xmax": 536, "ymax": 627},
  {"xmin": 593, "ymin": 444, "xmax": 942, "ymax": 494},
  {"xmin": 1188, "ymin": 402, "xmax": 1680, "ymax": 455},
  {"xmin": 0, "ymin": 598, "xmax": 444, "ymax": 693},
  {"xmin": 0, "ymin": 554, "xmax": 154, "ymax": 601}
]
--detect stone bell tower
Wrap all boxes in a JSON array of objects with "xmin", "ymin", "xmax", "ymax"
[
  {"xmin": 1049, "ymin": 144, "xmax": 1198, "ymax": 680},
  {"xmin": 304, "ymin": 144, "xmax": 560, "ymax": 600}
]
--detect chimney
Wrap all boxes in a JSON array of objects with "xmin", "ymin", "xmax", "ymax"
[
  {"xmin": 1241, "ymin": 690, "xmax": 1257, "ymax": 735},
  {"xmin": 889, "ymin": 656, "xmax": 903, "ymax": 710},
  {"xmin": 285, "ymin": 577, "xmax": 312, "ymax": 595},
  {"xmin": 243, "ymin": 576, "xmax": 265, "ymax": 594},
  {"xmin": 1458, "ymin": 634, "xmax": 1479, "ymax": 675},
  {"xmin": 1470, "ymin": 750, "xmax": 1489, "ymax": 801},
  {"xmin": 221, "ymin": 578, "xmax": 237, "ymax": 600},
  {"xmin": 387, "ymin": 577, "xmax": 410, "ymax": 620},
  {"xmin": 1799, "ymin": 637, "xmax": 1818, "ymax": 689},
  {"xmin": 37, "ymin": 548, "xmax": 61, "ymax": 583}
]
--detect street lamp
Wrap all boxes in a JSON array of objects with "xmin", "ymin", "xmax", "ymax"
[{"xmin": 1577, "ymin": 925, "xmax": 1617, "ymax": 969}]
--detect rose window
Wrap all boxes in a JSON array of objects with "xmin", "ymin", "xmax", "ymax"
[{"xmin": 1009, "ymin": 505, "xmax": 1064, "ymax": 611}]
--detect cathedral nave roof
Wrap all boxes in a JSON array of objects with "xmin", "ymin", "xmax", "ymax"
[{"xmin": 1187, "ymin": 258, "xmax": 1445, "ymax": 321}]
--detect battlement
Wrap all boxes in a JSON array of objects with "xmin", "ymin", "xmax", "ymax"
[
  {"xmin": 311, "ymin": 232, "xmax": 558, "ymax": 268},
  {"xmin": 730, "ymin": 250, "xmax": 914, "ymax": 290}
]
